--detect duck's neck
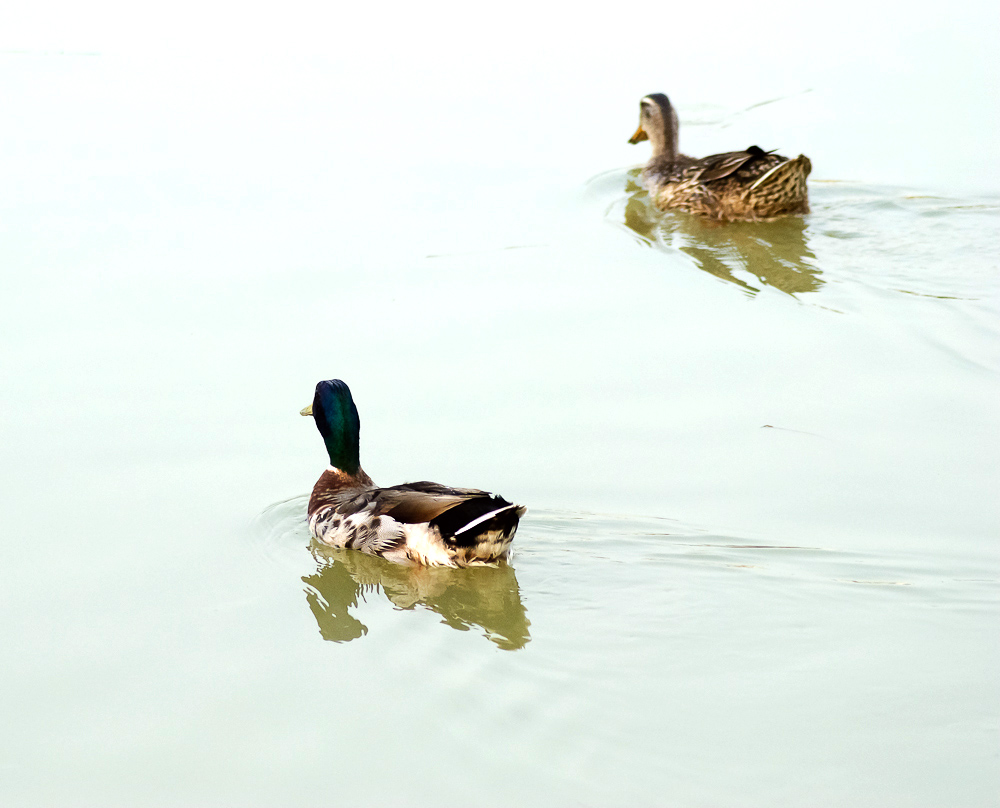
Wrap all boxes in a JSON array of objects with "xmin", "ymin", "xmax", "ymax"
[
  {"xmin": 651, "ymin": 104, "xmax": 679, "ymax": 161},
  {"xmin": 314, "ymin": 398, "xmax": 362, "ymax": 474}
]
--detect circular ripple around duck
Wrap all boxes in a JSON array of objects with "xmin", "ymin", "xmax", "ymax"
[{"xmin": 250, "ymin": 494, "xmax": 312, "ymax": 573}]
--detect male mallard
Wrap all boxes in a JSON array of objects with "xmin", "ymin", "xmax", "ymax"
[
  {"xmin": 628, "ymin": 93, "xmax": 811, "ymax": 221},
  {"xmin": 300, "ymin": 379, "xmax": 525, "ymax": 567}
]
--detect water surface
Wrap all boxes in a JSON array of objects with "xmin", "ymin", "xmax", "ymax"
[{"xmin": 2, "ymin": 6, "xmax": 999, "ymax": 806}]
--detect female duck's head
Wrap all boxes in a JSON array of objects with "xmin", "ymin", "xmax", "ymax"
[
  {"xmin": 628, "ymin": 93, "xmax": 679, "ymax": 161},
  {"xmin": 301, "ymin": 379, "xmax": 361, "ymax": 474}
]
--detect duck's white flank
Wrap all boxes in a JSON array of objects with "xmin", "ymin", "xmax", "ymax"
[{"xmin": 383, "ymin": 523, "xmax": 455, "ymax": 567}]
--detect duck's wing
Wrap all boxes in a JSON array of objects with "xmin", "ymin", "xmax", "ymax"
[
  {"xmin": 370, "ymin": 482, "xmax": 488, "ymax": 524},
  {"xmin": 339, "ymin": 482, "xmax": 523, "ymax": 546},
  {"xmin": 697, "ymin": 146, "xmax": 775, "ymax": 182},
  {"xmin": 327, "ymin": 482, "xmax": 481, "ymax": 520}
]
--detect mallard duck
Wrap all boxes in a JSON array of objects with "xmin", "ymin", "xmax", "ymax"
[
  {"xmin": 300, "ymin": 379, "xmax": 525, "ymax": 567},
  {"xmin": 628, "ymin": 93, "xmax": 811, "ymax": 221}
]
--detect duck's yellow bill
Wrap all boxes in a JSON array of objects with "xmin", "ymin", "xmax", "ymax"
[
  {"xmin": 628, "ymin": 126, "xmax": 648, "ymax": 144},
  {"xmin": 300, "ymin": 404, "xmax": 313, "ymax": 416}
]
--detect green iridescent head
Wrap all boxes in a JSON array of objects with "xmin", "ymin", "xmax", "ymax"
[{"xmin": 302, "ymin": 379, "xmax": 361, "ymax": 473}]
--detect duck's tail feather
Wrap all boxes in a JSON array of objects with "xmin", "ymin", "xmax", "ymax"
[
  {"xmin": 750, "ymin": 154, "xmax": 810, "ymax": 188},
  {"xmin": 747, "ymin": 154, "xmax": 811, "ymax": 215},
  {"xmin": 433, "ymin": 496, "xmax": 525, "ymax": 546}
]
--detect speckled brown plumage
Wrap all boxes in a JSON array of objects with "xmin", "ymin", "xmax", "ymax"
[{"xmin": 629, "ymin": 93, "xmax": 811, "ymax": 222}]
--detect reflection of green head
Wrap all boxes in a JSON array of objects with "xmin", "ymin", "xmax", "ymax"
[{"xmin": 311, "ymin": 379, "xmax": 361, "ymax": 473}]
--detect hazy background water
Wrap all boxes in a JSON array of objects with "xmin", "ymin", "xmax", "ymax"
[{"xmin": 2, "ymin": 1, "xmax": 999, "ymax": 805}]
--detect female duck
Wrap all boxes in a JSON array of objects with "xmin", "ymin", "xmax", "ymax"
[
  {"xmin": 628, "ymin": 93, "xmax": 811, "ymax": 221},
  {"xmin": 300, "ymin": 379, "xmax": 525, "ymax": 567}
]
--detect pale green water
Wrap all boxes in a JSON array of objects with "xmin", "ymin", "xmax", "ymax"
[{"xmin": 2, "ymin": 4, "xmax": 999, "ymax": 806}]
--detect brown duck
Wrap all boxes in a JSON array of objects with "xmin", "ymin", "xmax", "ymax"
[{"xmin": 629, "ymin": 93, "xmax": 811, "ymax": 221}]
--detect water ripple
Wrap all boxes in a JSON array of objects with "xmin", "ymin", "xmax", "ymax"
[{"xmin": 591, "ymin": 169, "xmax": 1000, "ymax": 305}]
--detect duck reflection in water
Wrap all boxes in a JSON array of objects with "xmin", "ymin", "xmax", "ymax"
[
  {"xmin": 621, "ymin": 170, "xmax": 822, "ymax": 297},
  {"xmin": 302, "ymin": 545, "xmax": 531, "ymax": 650}
]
